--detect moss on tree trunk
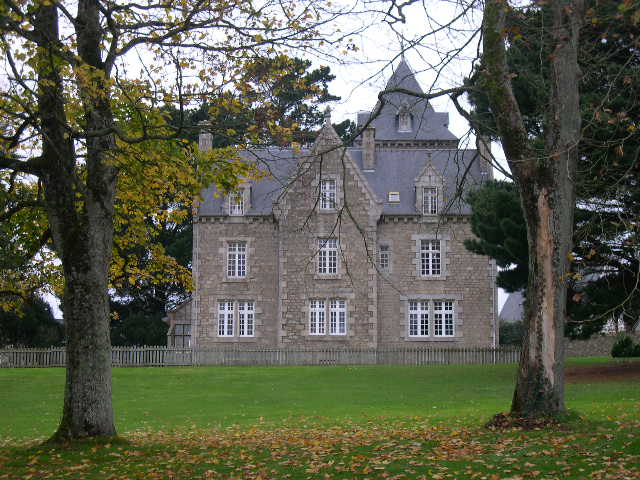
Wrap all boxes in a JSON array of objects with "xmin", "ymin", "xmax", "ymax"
[{"xmin": 482, "ymin": 0, "xmax": 583, "ymax": 417}]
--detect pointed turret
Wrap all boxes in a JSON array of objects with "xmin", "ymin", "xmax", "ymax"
[
  {"xmin": 384, "ymin": 58, "xmax": 424, "ymax": 96},
  {"xmin": 312, "ymin": 106, "xmax": 343, "ymax": 153},
  {"xmin": 355, "ymin": 59, "xmax": 457, "ymax": 145}
]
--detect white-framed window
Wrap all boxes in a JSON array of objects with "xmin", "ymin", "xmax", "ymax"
[
  {"xmin": 309, "ymin": 299, "xmax": 347, "ymax": 335},
  {"xmin": 379, "ymin": 245, "xmax": 390, "ymax": 271},
  {"xmin": 433, "ymin": 300, "xmax": 455, "ymax": 337},
  {"xmin": 238, "ymin": 301, "xmax": 255, "ymax": 337},
  {"xmin": 229, "ymin": 191, "xmax": 244, "ymax": 216},
  {"xmin": 218, "ymin": 301, "xmax": 234, "ymax": 336},
  {"xmin": 329, "ymin": 299, "xmax": 347, "ymax": 335},
  {"xmin": 408, "ymin": 300, "xmax": 429, "ymax": 337},
  {"xmin": 320, "ymin": 179, "xmax": 337, "ymax": 210},
  {"xmin": 227, "ymin": 241, "xmax": 247, "ymax": 278},
  {"xmin": 318, "ymin": 238, "xmax": 338, "ymax": 275},
  {"xmin": 420, "ymin": 239, "xmax": 441, "ymax": 276},
  {"xmin": 422, "ymin": 187, "xmax": 438, "ymax": 215},
  {"xmin": 309, "ymin": 299, "xmax": 326, "ymax": 335},
  {"xmin": 407, "ymin": 300, "xmax": 455, "ymax": 338},
  {"xmin": 218, "ymin": 300, "xmax": 256, "ymax": 338}
]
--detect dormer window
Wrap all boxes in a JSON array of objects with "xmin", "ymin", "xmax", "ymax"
[
  {"xmin": 397, "ymin": 102, "xmax": 412, "ymax": 133},
  {"xmin": 229, "ymin": 191, "xmax": 244, "ymax": 216},
  {"xmin": 415, "ymin": 162, "xmax": 442, "ymax": 216},
  {"xmin": 422, "ymin": 187, "xmax": 438, "ymax": 215}
]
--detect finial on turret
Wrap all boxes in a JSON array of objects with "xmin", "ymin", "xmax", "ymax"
[{"xmin": 323, "ymin": 106, "xmax": 332, "ymax": 124}]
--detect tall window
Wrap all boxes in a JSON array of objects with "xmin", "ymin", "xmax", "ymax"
[
  {"xmin": 229, "ymin": 191, "xmax": 244, "ymax": 215},
  {"xmin": 218, "ymin": 301, "xmax": 234, "ymax": 336},
  {"xmin": 309, "ymin": 299, "xmax": 326, "ymax": 335},
  {"xmin": 320, "ymin": 179, "xmax": 337, "ymax": 210},
  {"xmin": 420, "ymin": 239, "xmax": 441, "ymax": 276},
  {"xmin": 329, "ymin": 299, "xmax": 347, "ymax": 335},
  {"xmin": 238, "ymin": 301, "xmax": 255, "ymax": 337},
  {"xmin": 379, "ymin": 245, "xmax": 390, "ymax": 271},
  {"xmin": 318, "ymin": 238, "xmax": 338, "ymax": 274},
  {"xmin": 227, "ymin": 241, "xmax": 247, "ymax": 278},
  {"xmin": 408, "ymin": 301, "xmax": 429, "ymax": 337},
  {"xmin": 218, "ymin": 300, "xmax": 256, "ymax": 338},
  {"xmin": 434, "ymin": 301, "xmax": 455, "ymax": 337},
  {"xmin": 422, "ymin": 187, "xmax": 438, "ymax": 215}
]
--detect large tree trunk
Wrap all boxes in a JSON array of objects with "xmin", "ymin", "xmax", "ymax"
[
  {"xmin": 482, "ymin": 0, "xmax": 583, "ymax": 417},
  {"xmin": 53, "ymin": 264, "xmax": 116, "ymax": 439},
  {"xmin": 34, "ymin": 1, "xmax": 117, "ymax": 440}
]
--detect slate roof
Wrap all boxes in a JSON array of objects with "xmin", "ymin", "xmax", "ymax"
[
  {"xmin": 197, "ymin": 60, "xmax": 485, "ymax": 217},
  {"xmin": 198, "ymin": 148, "xmax": 304, "ymax": 216},
  {"xmin": 350, "ymin": 147, "xmax": 484, "ymax": 215},
  {"xmin": 198, "ymin": 145, "xmax": 485, "ymax": 216},
  {"xmin": 499, "ymin": 291, "xmax": 525, "ymax": 323}
]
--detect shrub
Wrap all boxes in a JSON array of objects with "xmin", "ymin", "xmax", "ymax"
[
  {"xmin": 611, "ymin": 335, "xmax": 635, "ymax": 358},
  {"xmin": 499, "ymin": 320, "xmax": 524, "ymax": 346},
  {"xmin": 633, "ymin": 343, "xmax": 640, "ymax": 357}
]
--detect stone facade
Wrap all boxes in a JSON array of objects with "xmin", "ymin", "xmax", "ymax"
[
  {"xmin": 376, "ymin": 218, "xmax": 497, "ymax": 347},
  {"xmin": 167, "ymin": 60, "xmax": 498, "ymax": 349}
]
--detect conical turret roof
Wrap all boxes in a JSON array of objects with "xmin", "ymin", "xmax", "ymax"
[
  {"xmin": 356, "ymin": 59, "xmax": 456, "ymax": 143},
  {"xmin": 384, "ymin": 58, "xmax": 424, "ymax": 95}
]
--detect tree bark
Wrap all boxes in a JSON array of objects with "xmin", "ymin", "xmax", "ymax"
[
  {"xmin": 33, "ymin": 1, "xmax": 117, "ymax": 440},
  {"xmin": 482, "ymin": 0, "xmax": 583, "ymax": 417}
]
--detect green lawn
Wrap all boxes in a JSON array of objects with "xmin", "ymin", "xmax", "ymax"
[{"xmin": 1, "ymin": 358, "xmax": 639, "ymax": 479}]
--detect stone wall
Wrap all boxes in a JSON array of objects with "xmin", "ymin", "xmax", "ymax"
[
  {"xmin": 194, "ymin": 217, "xmax": 279, "ymax": 347},
  {"xmin": 166, "ymin": 298, "xmax": 192, "ymax": 325},
  {"xmin": 377, "ymin": 217, "xmax": 497, "ymax": 347},
  {"xmin": 276, "ymin": 142, "xmax": 380, "ymax": 347},
  {"xmin": 565, "ymin": 334, "xmax": 640, "ymax": 358}
]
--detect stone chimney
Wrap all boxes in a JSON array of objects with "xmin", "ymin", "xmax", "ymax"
[
  {"xmin": 198, "ymin": 121, "xmax": 212, "ymax": 152},
  {"xmin": 362, "ymin": 126, "xmax": 376, "ymax": 170},
  {"xmin": 476, "ymin": 135, "xmax": 493, "ymax": 179}
]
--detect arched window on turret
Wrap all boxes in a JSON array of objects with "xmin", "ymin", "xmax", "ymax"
[{"xmin": 397, "ymin": 102, "xmax": 413, "ymax": 133}]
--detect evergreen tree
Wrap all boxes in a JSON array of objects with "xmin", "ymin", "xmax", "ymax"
[
  {"xmin": 467, "ymin": 2, "xmax": 639, "ymax": 338},
  {"xmin": 0, "ymin": 297, "xmax": 63, "ymax": 347},
  {"xmin": 464, "ymin": 181, "xmax": 528, "ymax": 293}
]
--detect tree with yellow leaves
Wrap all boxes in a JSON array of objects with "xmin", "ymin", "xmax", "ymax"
[{"xmin": 0, "ymin": 0, "xmax": 353, "ymax": 441}]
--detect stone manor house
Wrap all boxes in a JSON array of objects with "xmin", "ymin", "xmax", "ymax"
[{"xmin": 167, "ymin": 60, "xmax": 498, "ymax": 349}]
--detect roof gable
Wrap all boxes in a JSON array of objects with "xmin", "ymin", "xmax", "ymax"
[{"xmin": 414, "ymin": 157, "xmax": 444, "ymax": 186}]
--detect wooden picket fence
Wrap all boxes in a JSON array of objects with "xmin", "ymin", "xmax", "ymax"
[{"xmin": 0, "ymin": 346, "xmax": 521, "ymax": 368}]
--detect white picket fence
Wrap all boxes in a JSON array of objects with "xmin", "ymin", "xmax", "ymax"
[{"xmin": 0, "ymin": 346, "xmax": 521, "ymax": 368}]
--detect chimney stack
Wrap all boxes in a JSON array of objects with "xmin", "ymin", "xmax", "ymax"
[
  {"xmin": 476, "ymin": 135, "xmax": 493, "ymax": 179},
  {"xmin": 198, "ymin": 121, "xmax": 212, "ymax": 152},
  {"xmin": 362, "ymin": 126, "xmax": 376, "ymax": 170}
]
